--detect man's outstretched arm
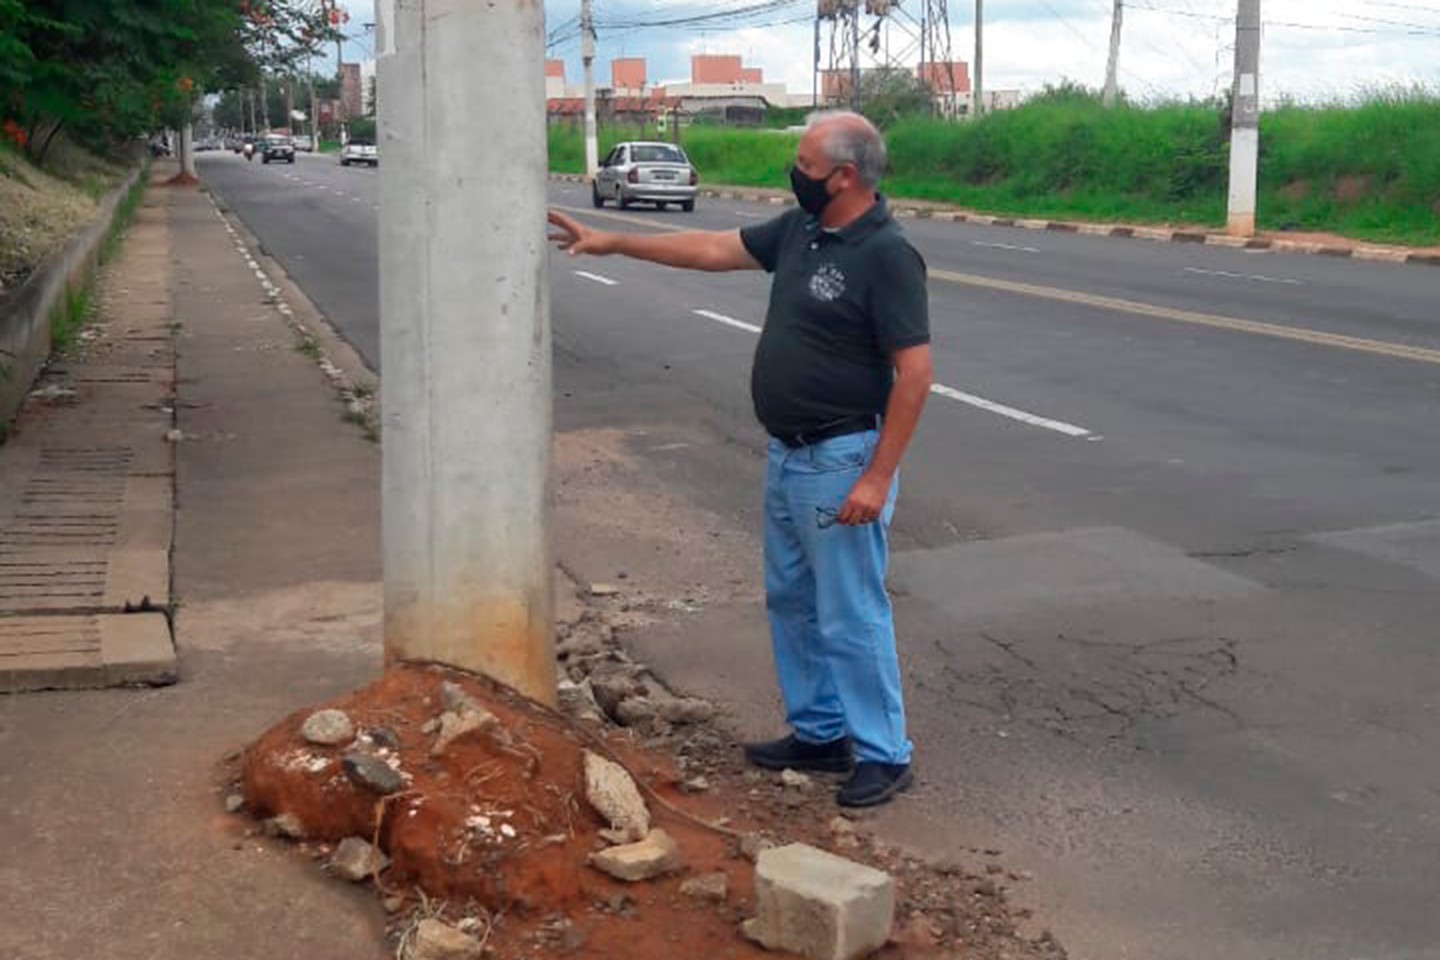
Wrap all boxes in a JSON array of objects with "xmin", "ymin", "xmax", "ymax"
[{"xmin": 548, "ymin": 211, "xmax": 760, "ymax": 273}]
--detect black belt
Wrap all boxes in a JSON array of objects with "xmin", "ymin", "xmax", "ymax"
[{"xmin": 773, "ymin": 415, "xmax": 877, "ymax": 449}]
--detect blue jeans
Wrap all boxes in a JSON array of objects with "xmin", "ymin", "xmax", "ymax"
[{"xmin": 763, "ymin": 429, "xmax": 912, "ymax": 765}]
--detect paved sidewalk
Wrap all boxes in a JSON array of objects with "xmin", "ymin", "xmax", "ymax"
[
  {"xmin": 1, "ymin": 170, "xmax": 387, "ymax": 959},
  {"xmin": 0, "ymin": 180, "xmax": 175, "ymax": 692}
]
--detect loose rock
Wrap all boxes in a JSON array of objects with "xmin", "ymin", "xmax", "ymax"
[
  {"xmin": 582, "ymin": 750, "xmax": 650, "ymax": 843},
  {"xmin": 342, "ymin": 751, "xmax": 404, "ymax": 795},
  {"xmin": 368, "ymin": 726, "xmax": 401, "ymax": 751},
  {"xmin": 440, "ymin": 680, "xmax": 493, "ymax": 719},
  {"xmin": 588, "ymin": 828, "xmax": 683, "ymax": 882},
  {"xmin": 327, "ymin": 836, "xmax": 389, "ymax": 882},
  {"xmin": 411, "ymin": 918, "xmax": 484, "ymax": 960},
  {"xmin": 262, "ymin": 813, "xmax": 306, "ymax": 839},
  {"xmin": 678, "ymin": 776, "xmax": 711, "ymax": 794},
  {"xmin": 557, "ymin": 679, "xmax": 604, "ymax": 722},
  {"xmin": 382, "ymin": 896, "xmax": 405, "ymax": 913},
  {"xmin": 588, "ymin": 583, "xmax": 620, "ymax": 597},
  {"xmin": 223, "ymin": 793, "xmax": 245, "ymax": 814},
  {"xmin": 680, "ymin": 871, "xmax": 729, "ymax": 903},
  {"xmin": 431, "ymin": 708, "xmax": 497, "ymax": 756},
  {"xmin": 779, "ymin": 769, "xmax": 813, "ymax": 790},
  {"xmin": 300, "ymin": 708, "xmax": 354, "ymax": 746},
  {"xmin": 828, "ymin": 815, "xmax": 856, "ymax": 837},
  {"xmin": 654, "ymin": 697, "xmax": 716, "ymax": 725},
  {"xmin": 613, "ymin": 696, "xmax": 656, "ymax": 727},
  {"xmin": 743, "ymin": 844, "xmax": 895, "ymax": 960}
]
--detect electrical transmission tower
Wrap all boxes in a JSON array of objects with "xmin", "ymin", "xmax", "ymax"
[{"xmin": 815, "ymin": 0, "xmax": 958, "ymax": 115}]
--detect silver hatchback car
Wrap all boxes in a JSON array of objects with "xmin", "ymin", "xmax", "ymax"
[{"xmin": 592, "ymin": 141, "xmax": 698, "ymax": 212}]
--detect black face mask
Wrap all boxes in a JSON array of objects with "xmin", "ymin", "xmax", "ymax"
[{"xmin": 789, "ymin": 166, "xmax": 840, "ymax": 216}]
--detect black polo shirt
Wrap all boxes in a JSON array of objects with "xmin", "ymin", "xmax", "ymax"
[{"xmin": 740, "ymin": 196, "xmax": 929, "ymax": 440}]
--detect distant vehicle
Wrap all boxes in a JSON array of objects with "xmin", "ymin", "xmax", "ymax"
[
  {"xmin": 339, "ymin": 138, "xmax": 378, "ymax": 167},
  {"xmin": 292, "ymin": 135, "xmax": 314, "ymax": 152},
  {"xmin": 195, "ymin": 138, "xmax": 220, "ymax": 152},
  {"xmin": 593, "ymin": 141, "xmax": 697, "ymax": 212},
  {"xmin": 234, "ymin": 135, "xmax": 256, "ymax": 155},
  {"xmin": 261, "ymin": 135, "xmax": 295, "ymax": 164}
]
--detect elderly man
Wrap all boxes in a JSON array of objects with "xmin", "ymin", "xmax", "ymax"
[{"xmin": 548, "ymin": 111, "xmax": 931, "ymax": 807}]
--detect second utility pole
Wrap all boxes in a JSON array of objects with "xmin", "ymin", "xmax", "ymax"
[
  {"xmin": 582, "ymin": 0, "xmax": 599, "ymax": 180},
  {"xmin": 1227, "ymin": 0, "xmax": 1261, "ymax": 236},
  {"xmin": 1102, "ymin": 0, "xmax": 1122, "ymax": 108},
  {"xmin": 973, "ymin": 0, "xmax": 983, "ymax": 118}
]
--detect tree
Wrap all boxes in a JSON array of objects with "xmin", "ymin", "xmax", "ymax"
[{"xmin": 860, "ymin": 68, "xmax": 934, "ymax": 129}]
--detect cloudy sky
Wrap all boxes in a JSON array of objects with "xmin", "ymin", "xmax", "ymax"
[{"xmin": 336, "ymin": 0, "xmax": 1440, "ymax": 103}]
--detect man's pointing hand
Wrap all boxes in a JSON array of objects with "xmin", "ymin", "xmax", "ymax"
[{"xmin": 548, "ymin": 211, "xmax": 617, "ymax": 257}]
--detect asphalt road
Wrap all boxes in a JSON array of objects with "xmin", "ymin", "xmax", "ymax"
[{"xmin": 201, "ymin": 150, "xmax": 1440, "ymax": 960}]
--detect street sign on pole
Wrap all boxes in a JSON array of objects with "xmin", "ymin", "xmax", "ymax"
[{"xmin": 376, "ymin": 0, "xmax": 557, "ymax": 704}]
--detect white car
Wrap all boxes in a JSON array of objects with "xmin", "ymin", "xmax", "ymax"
[
  {"xmin": 292, "ymin": 135, "xmax": 314, "ymax": 152},
  {"xmin": 339, "ymin": 139, "xmax": 377, "ymax": 167}
]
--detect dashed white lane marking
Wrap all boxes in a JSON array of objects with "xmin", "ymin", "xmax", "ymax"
[
  {"xmin": 574, "ymin": 270, "xmax": 618, "ymax": 286},
  {"xmin": 929, "ymin": 384, "xmax": 1097, "ymax": 439},
  {"xmin": 1184, "ymin": 266, "xmax": 1302, "ymax": 286},
  {"xmin": 734, "ymin": 211, "xmax": 764, "ymax": 219},
  {"xmin": 972, "ymin": 240, "xmax": 1040, "ymax": 253},
  {"xmin": 692, "ymin": 308, "xmax": 762, "ymax": 334},
  {"xmin": 691, "ymin": 308, "xmax": 1097, "ymax": 439}
]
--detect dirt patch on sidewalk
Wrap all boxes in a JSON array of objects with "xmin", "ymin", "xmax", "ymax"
[{"xmin": 235, "ymin": 662, "xmax": 1066, "ymax": 960}]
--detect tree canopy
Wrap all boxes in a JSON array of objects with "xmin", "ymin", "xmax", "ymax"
[{"xmin": 0, "ymin": 0, "xmax": 338, "ymax": 161}]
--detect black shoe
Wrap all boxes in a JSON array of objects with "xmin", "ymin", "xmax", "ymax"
[
  {"xmin": 743, "ymin": 734, "xmax": 855, "ymax": 774},
  {"xmin": 836, "ymin": 762, "xmax": 913, "ymax": 807}
]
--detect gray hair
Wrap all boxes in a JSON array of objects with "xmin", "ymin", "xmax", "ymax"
[{"xmin": 806, "ymin": 110, "xmax": 888, "ymax": 187}]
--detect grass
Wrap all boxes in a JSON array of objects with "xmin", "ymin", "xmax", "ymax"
[
  {"xmin": 549, "ymin": 88, "xmax": 1440, "ymax": 246},
  {"xmin": 49, "ymin": 279, "xmax": 93, "ymax": 356}
]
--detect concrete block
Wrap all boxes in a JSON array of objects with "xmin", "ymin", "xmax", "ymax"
[{"xmin": 743, "ymin": 843, "xmax": 894, "ymax": 960}]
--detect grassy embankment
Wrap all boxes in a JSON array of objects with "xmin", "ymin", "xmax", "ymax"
[{"xmin": 549, "ymin": 90, "xmax": 1440, "ymax": 247}]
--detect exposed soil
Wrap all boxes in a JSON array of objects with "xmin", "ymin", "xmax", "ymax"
[{"xmin": 236, "ymin": 662, "xmax": 1066, "ymax": 960}]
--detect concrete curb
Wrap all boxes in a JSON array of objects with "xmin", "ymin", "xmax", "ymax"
[
  {"xmin": 201, "ymin": 185, "xmax": 380, "ymax": 437},
  {"xmin": 0, "ymin": 164, "xmax": 146, "ymax": 423},
  {"xmin": 548, "ymin": 174, "xmax": 1440, "ymax": 268}
]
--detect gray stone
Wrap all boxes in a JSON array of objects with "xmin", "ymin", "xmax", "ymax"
[
  {"xmin": 557, "ymin": 679, "xmax": 604, "ymax": 722},
  {"xmin": 327, "ymin": 836, "xmax": 389, "ymax": 882},
  {"xmin": 223, "ymin": 793, "xmax": 245, "ymax": 814},
  {"xmin": 613, "ymin": 696, "xmax": 656, "ymax": 727},
  {"xmin": 678, "ymin": 776, "xmax": 711, "ymax": 794},
  {"xmin": 411, "ymin": 918, "xmax": 483, "ymax": 960},
  {"xmin": 262, "ymin": 813, "xmax": 306, "ymax": 839},
  {"xmin": 583, "ymin": 749, "xmax": 650, "ymax": 843},
  {"xmin": 382, "ymin": 896, "xmax": 405, "ymax": 913},
  {"xmin": 655, "ymin": 697, "xmax": 716, "ymax": 725},
  {"xmin": 680, "ymin": 871, "xmax": 729, "ymax": 903},
  {"xmin": 341, "ymin": 751, "xmax": 404, "ymax": 795},
  {"xmin": 368, "ymin": 726, "xmax": 401, "ymax": 751},
  {"xmin": 828, "ymin": 816, "xmax": 856, "ymax": 837},
  {"xmin": 440, "ymin": 680, "xmax": 491, "ymax": 718},
  {"xmin": 588, "ymin": 583, "xmax": 620, "ymax": 597},
  {"xmin": 588, "ymin": 828, "xmax": 683, "ymax": 882},
  {"xmin": 430, "ymin": 708, "xmax": 497, "ymax": 756},
  {"xmin": 587, "ymin": 661, "xmax": 643, "ymax": 717},
  {"xmin": 742, "ymin": 843, "xmax": 895, "ymax": 960},
  {"xmin": 300, "ymin": 708, "xmax": 355, "ymax": 746}
]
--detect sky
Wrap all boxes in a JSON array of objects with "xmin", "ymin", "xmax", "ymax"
[{"xmin": 333, "ymin": 0, "xmax": 1440, "ymax": 103}]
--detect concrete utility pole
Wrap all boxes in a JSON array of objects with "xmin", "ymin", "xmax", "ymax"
[
  {"xmin": 1102, "ymin": 0, "xmax": 1123, "ymax": 108},
  {"xmin": 376, "ymin": 0, "xmax": 557, "ymax": 703},
  {"xmin": 179, "ymin": 120, "xmax": 196, "ymax": 178},
  {"xmin": 1227, "ymin": 0, "xmax": 1261, "ymax": 236},
  {"xmin": 973, "ymin": 0, "xmax": 983, "ymax": 118},
  {"xmin": 582, "ymin": 0, "xmax": 599, "ymax": 180}
]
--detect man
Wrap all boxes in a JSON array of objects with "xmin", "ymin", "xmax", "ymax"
[{"xmin": 548, "ymin": 111, "xmax": 932, "ymax": 807}]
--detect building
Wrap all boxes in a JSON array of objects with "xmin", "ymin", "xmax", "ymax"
[{"xmin": 611, "ymin": 58, "xmax": 646, "ymax": 95}]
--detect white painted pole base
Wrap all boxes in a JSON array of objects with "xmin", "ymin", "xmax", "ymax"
[
  {"xmin": 1226, "ymin": 126, "xmax": 1259, "ymax": 238},
  {"xmin": 377, "ymin": 0, "xmax": 557, "ymax": 704}
]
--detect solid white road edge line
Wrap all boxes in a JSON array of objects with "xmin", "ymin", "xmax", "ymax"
[{"xmin": 691, "ymin": 308, "xmax": 1097, "ymax": 439}]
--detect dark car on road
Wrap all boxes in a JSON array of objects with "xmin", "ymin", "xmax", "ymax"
[{"xmin": 261, "ymin": 135, "xmax": 295, "ymax": 164}]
